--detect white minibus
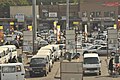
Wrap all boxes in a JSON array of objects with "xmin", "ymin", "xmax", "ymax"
[
  {"xmin": 1, "ymin": 45, "xmax": 17, "ymax": 58},
  {"xmin": 37, "ymin": 50, "xmax": 53, "ymax": 71},
  {"xmin": 83, "ymin": 53, "xmax": 101, "ymax": 75},
  {"xmin": 0, "ymin": 63, "xmax": 25, "ymax": 80}
]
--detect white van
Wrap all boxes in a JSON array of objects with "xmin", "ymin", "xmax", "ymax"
[
  {"xmin": 50, "ymin": 44, "xmax": 62, "ymax": 61},
  {"xmin": 40, "ymin": 45, "xmax": 55, "ymax": 63},
  {"xmin": 29, "ymin": 55, "xmax": 49, "ymax": 77},
  {"xmin": 83, "ymin": 53, "xmax": 101, "ymax": 75},
  {"xmin": 0, "ymin": 47, "xmax": 9, "ymax": 63},
  {"xmin": 37, "ymin": 50, "xmax": 53, "ymax": 71},
  {"xmin": 0, "ymin": 63, "xmax": 25, "ymax": 80},
  {"xmin": 1, "ymin": 45, "xmax": 17, "ymax": 58}
]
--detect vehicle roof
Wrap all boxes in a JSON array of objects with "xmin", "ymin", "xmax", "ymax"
[
  {"xmin": 37, "ymin": 50, "xmax": 51, "ymax": 55},
  {"xmin": 84, "ymin": 53, "xmax": 99, "ymax": 58},
  {"xmin": 32, "ymin": 55, "xmax": 47, "ymax": 58},
  {"xmin": 38, "ymin": 50, "xmax": 50, "ymax": 53},
  {"xmin": 0, "ymin": 47, "xmax": 9, "ymax": 51},
  {"xmin": 1, "ymin": 45, "xmax": 16, "ymax": 49},
  {"xmin": 0, "ymin": 63, "xmax": 23, "ymax": 66},
  {"xmin": 40, "ymin": 45, "xmax": 53, "ymax": 50}
]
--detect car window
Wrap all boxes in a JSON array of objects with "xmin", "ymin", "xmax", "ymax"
[
  {"xmin": 100, "ymin": 47, "xmax": 107, "ymax": 50},
  {"xmin": 84, "ymin": 57, "xmax": 99, "ymax": 64},
  {"xmin": 31, "ymin": 58, "xmax": 46, "ymax": 64},
  {"xmin": 2, "ymin": 66, "xmax": 15, "ymax": 73}
]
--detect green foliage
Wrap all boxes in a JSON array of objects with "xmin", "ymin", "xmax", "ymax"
[{"xmin": 0, "ymin": 0, "xmax": 30, "ymax": 7}]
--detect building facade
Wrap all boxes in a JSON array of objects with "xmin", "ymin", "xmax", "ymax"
[
  {"xmin": 7, "ymin": 0, "xmax": 120, "ymax": 33},
  {"xmin": 38, "ymin": 3, "xmax": 80, "ymax": 31},
  {"xmin": 79, "ymin": 0, "xmax": 120, "ymax": 32}
]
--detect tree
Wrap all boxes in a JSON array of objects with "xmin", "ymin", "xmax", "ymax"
[{"xmin": 0, "ymin": 0, "xmax": 30, "ymax": 18}]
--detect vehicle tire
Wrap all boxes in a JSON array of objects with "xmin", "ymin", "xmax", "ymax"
[
  {"xmin": 111, "ymin": 52, "xmax": 115, "ymax": 56},
  {"xmin": 99, "ymin": 71, "xmax": 101, "ymax": 75}
]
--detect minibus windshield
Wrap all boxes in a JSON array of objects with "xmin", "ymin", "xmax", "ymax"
[
  {"xmin": 84, "ymin": 57, "xmax": 99, "ymax": 64},
  {"xmin": 31, "ymin": 58, "xmax": 46, "ymax": 64}
]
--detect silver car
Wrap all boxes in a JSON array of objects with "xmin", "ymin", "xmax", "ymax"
[{"xmin": 96, "ymin": 46, "xmax": 117, "ymax": 56}]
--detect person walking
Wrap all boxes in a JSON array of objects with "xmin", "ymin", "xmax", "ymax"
[{"xmin": 108, "ymin": 58, "xmax": 114, "ymax": 75}]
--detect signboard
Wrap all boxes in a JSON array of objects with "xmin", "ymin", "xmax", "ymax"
[
  {"xmin": 108, "ymin": 29, "xmax": 118, "ymax": 39},
  {"xmin": 66, "ymin": 30, "xmax": 75, "ymax": 52},
  {"xmin": 73, "ymin": 22, "xmax": 79, "ymax": 25},
  {"xmin": 15, "ymin": 13, "xmax": 25, "ymax": 22},
  {"xmin": 10, "ymin": 22, "xmax": 14, "ymax": 25},
  {"xmin": 49, "ymin": 12, "xmax": 57, "ymax": 17},
  {"xmin": 107, "ymin": 29, "xmax": 118, "ymax": 48},
  {"xmin": 23, "ymin": 31, "xmax": 33, "ymax": 41},
  {"xmin": 0, "ymin": 26, "xmax": 3, "ymax": 29},
  {"xmin": 23, "ymin": 31, "xmax": 33, "ymax": 53}
]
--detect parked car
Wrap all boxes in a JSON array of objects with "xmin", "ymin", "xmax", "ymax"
[
  {"xmin": 83, "ymin": 45, "xmax": 102, "ymax": 54},
  {"xmin": 81, "ymin": 43, "xmax": 93, "ymax": 55},
  {"xmin": 96, "ymin": 46, "xmax": 118, "ymax": 56}
]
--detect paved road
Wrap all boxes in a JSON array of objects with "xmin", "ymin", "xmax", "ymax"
[{"xmin": 25, "ymin": 56, "xmax": 120, "ymax": 80}]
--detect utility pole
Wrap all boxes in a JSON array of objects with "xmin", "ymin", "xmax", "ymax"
[
  {"xmin": 66, "ymin": 0, "xmax": 69, "ymax": 30},
  {"xmin": 32, "ymin": 0, "xmax": 37, "ymax": 54}
]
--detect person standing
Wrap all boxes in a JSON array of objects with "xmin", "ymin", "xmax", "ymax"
[
  {"xmin": 12, "ymin": 56, "xmax": 17, "ymax": 63},
  {"xmin": 108, "ymin": 58, "xmax": 114, "ymax": 75},
  {"xmin": 8, "ymin": 56, "xmax": 12, "ymax": 63}
]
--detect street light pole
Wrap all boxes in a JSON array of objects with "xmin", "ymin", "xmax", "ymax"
[
  {"xmin": 32, "ymin": 0, "xmax": 37, "ymax": 54},
  {"xmin": 66, "ymin": 0, "xmax": 69, "ymax": 30}
]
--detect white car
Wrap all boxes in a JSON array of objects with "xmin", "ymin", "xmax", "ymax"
[
  {"xmin": 83, "ymin": 45, "xmax": 103, "ymax": 54},
  {"xmin": 82, "ymin": 43, "xmax": 93, "ymax": 55}
]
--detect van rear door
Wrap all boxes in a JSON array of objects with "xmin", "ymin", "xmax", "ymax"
[
  {"xmin": 16, "ymin": 65, "xmax": 25, "ymax": 80},
  {"xmin": 1, "ymin": 66, "xmax": 16, "ymax": 80}
]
